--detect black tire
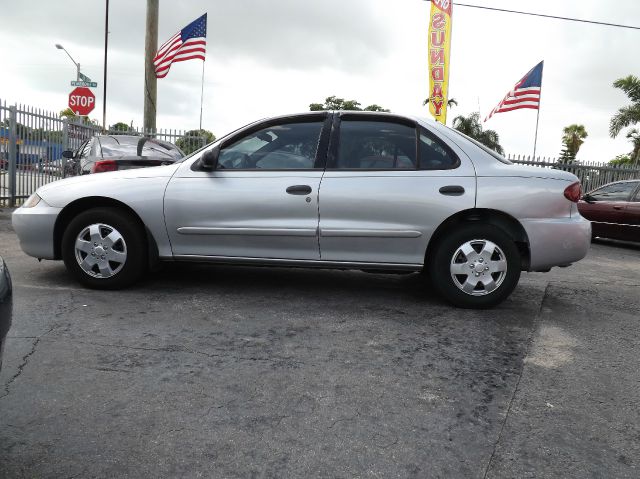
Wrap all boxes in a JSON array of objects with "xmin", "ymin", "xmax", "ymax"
[
  {"xmin": 62, "ymin": 207, "xmax": 147, "ymax": 289},
  {"xmin": 428, "ymin": 224, "xmax": 521, "ymax": 309}
]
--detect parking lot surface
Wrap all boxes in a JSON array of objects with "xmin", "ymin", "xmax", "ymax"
[{"xmin": 0, "ymin": 208, "xmax": 639, "ymax": 478}]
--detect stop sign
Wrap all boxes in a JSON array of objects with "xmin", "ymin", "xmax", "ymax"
[{"xmin": 68, "ymin": 87, "xmax": 95, "ymax": 116}]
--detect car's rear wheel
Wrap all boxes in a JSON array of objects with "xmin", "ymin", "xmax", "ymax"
[
  {"xmin": 62, "ymin": 207, "xmax": 146, "ymax": 289},
  {"xmin": 429, "ymin": 224, "xmax": 521, "ymax": 308}
]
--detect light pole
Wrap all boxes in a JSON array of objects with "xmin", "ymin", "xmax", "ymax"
[{"xmin": 55, "ymin": 43, "xmax": 80, "ymax": 81}]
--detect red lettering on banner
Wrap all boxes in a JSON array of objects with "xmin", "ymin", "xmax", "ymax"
[
  {"xmin": 432, "ymin": 67, "xmax": 444, "ymax": 82},
  {"xmin": 431, "ymin": 83, "xmax": 443, "ymax": 98},
  {"xmin": 430, "ymin": 31, "xmax": 445, "ymax": 47},
  {"xmin": 432, "ymin": 99, "xmax": 444, "ymax": 115},
  {"xmin": 430, "ymin": 49, "xmax": 444, "ymax": 65},
  {"xmin": 432, "ymin": 13, "xmax": 446, "ymax": 29},
  {"xmin": 433, "ymin": 0, "xmax": 452, "ymax": 16}
]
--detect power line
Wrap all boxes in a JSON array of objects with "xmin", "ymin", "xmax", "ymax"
[{"xmin": 425, "ymin": 1, "xmax": 640, "ymax": 31}]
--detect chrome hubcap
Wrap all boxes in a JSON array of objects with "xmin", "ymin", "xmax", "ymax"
[
  {"xmin": 450, "ymin": 239, "xmax": 507, "ymax": 296},
  {"xmin": 74, "ymin": 223, "xmax": 127, "ymax": 278}
]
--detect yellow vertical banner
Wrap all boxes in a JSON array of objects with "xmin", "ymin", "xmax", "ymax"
[{"xmin": 428, "ymin": 0, "xmax": 452, "ymax": 124}]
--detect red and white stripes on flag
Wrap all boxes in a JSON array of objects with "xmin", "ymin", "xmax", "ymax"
[
  {"xmin": 485, "ymin": 61, "xmax": 544, "ymax": 122},
  {"xmin": 154, "ymin": 13, "xmax": 207, "ymax": 79}
]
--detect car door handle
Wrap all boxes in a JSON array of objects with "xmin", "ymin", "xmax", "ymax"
[
  {"xmin": 286, "ymin": 185, "xmax": 312, "ymax": 195},
  {"xmin": 439, "ymin": 185, "xmax": 465, "ymax": 196},
  {"xmin": 612, "ymin": 205, "xmax": 623, "ymax": 210}
]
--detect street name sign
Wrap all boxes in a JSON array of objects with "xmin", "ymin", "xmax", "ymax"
[{"xmin": 71, "ymin": 81, "xmax": 98, "ymax": 88}]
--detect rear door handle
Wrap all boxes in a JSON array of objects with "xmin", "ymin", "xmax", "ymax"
[
  {"xmin": 439, "ymin": 185, "xmax": 465, "ymax": 196},
  {"xmin": 286, "ymin": 185, "xmax": 312, "ymax": 195},
  {"xmin": 612, "ymin": 205, "xmax": 623, "ymax": 210}
]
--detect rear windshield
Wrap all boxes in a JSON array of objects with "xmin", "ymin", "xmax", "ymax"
[
  {"xmin": 448, "ymin": 128, "xmax": 512, "ymax": 165},
  {"xmin": 99, "ymin": 136, "xmax": 183, "ymax": 160}
]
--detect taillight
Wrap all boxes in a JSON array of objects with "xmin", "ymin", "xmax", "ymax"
[
  {"xmin": 564, "ymin": 181, "xmax": 582, "ymax": 203},
  {"xmin": 92, "ymin": 159, "xmax": 118, "ymax": 173}
]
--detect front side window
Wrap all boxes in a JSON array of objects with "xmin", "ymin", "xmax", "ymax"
[
  {"xmin": 334, "ymin": 121, "xmax": 416, "ymax": 169},
  {"xmin": 630, "ymin": 182, "xmax": 640, "ymax": 202},
  {"xmin": 217, "ymin": 121, "xmax": 323, "ymax": 170},
  {"xmin": 590, "ymin": 182, "xmax": 636, "ymax": 202},
  {"xmin": 77, "ymin": 140, "xmax": 92, "ymax": 159}
]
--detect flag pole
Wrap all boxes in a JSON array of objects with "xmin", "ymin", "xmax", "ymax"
[
  {"xmin": 199, "ymin": 59, "xmax": 205, "ymax": 130},
  {"xmin": 532, "ymin": 60, "xmax": 544, "ymax": 159}
]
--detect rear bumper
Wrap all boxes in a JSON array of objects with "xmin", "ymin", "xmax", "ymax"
[
  {"xmin": 12, "ymin": 203, "xmax": 61, "ymax": 260},
  {"xmin": 522, "ymin": 215, "xmax": 591, "ymax": 271}
]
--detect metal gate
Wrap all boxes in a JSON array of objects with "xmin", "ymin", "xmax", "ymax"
[{"xmin": 1, "ymin": 99, "xmax": 209, "ymax": 207}]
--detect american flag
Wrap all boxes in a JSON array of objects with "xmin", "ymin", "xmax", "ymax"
[
  {"xmin": 485, "ymin": 61, "xmax": 543, "ymax": 122},
  {"xmin": 154, "ymin": 13, "xmax": 207, "ymax": 79}
]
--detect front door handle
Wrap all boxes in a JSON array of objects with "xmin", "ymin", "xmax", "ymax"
[
  {"xmin": 612, "ymin": 205, "xmax": 623, "ymax": 210},
  {"xmin": 286, "ymin": 185, "xmax": 312, "ymax": 195},
  {"xmin": 439, "ymin": 185, "xmax": 465, "ymax": 196}
]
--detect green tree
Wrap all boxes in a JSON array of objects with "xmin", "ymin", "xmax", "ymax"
[
  {"xmin": 609, "ymin": 75, "xmax": 640, "ymax": 138},
  {"xmin": 176, "ymin": 129, "xmax": 215, "ymax": 155},
  {"xmin": 558, "ymin": 147, "xmax": 576, "ymax": 164},
  {"xmin": 110, "ymin": 122, "xmax": 132, "ymax": 134},
  {"xmin": 363, "ymin": 104, "xmax": 389, "ymax": 112},
  {"xmin": 452, "ymin": 112, "xmax": 504, "ymax": 154},
  {"xmin": 309, "ymin": 95, "xmax": 389, "ymax": 112},
  {"xmin": 60, "ymin": 108, "xmax": 99, "ymax": 126},
  {"xmin": 608, "ymin": 154, "xmax": 633, "ymax": 166},
  {"xmin": 558, "ymin": 124, "xmax": 588, "ymax": 163}
]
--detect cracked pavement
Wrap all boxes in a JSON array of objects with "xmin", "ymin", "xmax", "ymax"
[{"xmin": 0, "ymin": 209, "xmax": 639, "ymax": 478}]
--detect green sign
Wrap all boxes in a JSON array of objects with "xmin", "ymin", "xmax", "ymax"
[{"xmin": 71, "ymin": 80, "xmax": 98, "ymax": 88}]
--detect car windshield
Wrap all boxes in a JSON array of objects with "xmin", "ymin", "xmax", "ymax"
[{"xmin": 99, "ymin": 136, "xmax": 183, "ymax": 159}]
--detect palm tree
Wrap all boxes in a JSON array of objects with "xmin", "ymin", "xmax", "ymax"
[
  {"xmin": 561, "ymin": 124, "xmax": 588, "ymax": 157},
  {"xmin": 627, "ymin": 128, "xmax": 640, "ymax": 166},
  {"xmin": 452, "ymin": 112, "xmax": 504, "ymax": 154},
  {"xmin": 609, "ymin": 75, "xmax": 640, "ymax": 138},
  {"xmin": 423, "ymin": 97, "xmax": 458, "ymax": 109}
]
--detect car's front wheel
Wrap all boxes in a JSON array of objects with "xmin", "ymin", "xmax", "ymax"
[
  {"xmin": 62, "ymin": 207, "xmax": 146, "ymax": 289},
  {"xmin": 429, "ymin": 224, "xmax": 521, "ymax": 308}
]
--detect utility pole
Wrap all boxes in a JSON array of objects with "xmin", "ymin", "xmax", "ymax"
[
  {"xmin": 143, "ymin": 0, "xmax": 158, "ymax": 134},
  {"xmin": 103, "ymin": 0, "xmax": 110, "ymax": 133}
]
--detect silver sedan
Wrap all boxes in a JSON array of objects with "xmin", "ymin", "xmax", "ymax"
[{"xmin": 12, "ymin": 112, "xmax": 591, "ymax": 308}]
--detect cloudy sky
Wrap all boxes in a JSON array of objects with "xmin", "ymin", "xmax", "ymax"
[{"xmin": 1, "ymin": 0, "xmax": 638, "ymax": 162}]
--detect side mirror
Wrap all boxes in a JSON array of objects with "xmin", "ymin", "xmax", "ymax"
[
  {"xmin": 581, "ymin": 194, "xmax": 595, "ymax": 204},
  {"xmin": 62, "ymin": 150, "xmax": 74, "ymax": 159},
  {"xmin": 201, "ymin": 146, "xmax": 220, "ymax": 170}
]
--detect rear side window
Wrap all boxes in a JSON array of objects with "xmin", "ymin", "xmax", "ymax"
[
  {"xmin": 590, "ymin": 182, "xmax": 637, "ymax": 201},
  {"xmin": 333, "ymin": 120, "xmax": 416, "ymax": 169},
  {"xmin": 419, "ymin": 129, "xmax": 459, "ymax": 170}
]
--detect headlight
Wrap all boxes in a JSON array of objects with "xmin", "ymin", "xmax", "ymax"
[{"xmin": 22, "ymin": 193, "xmax": 42, "ymax": 208}]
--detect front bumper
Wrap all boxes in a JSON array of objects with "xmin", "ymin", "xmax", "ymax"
[
  {"xmin": 522, "ymin": 215, "xmax": 592, "ymax": 271},
  {"xmin": 12, "ymin": 202, "xmax": 62, "ymax": 260}
]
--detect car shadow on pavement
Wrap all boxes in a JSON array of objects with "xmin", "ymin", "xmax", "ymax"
[{"xmin": 591, "ymin": 238, "xmax": 640, "ymax": 251}]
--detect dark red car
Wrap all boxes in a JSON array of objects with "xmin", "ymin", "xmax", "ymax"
[{"xmin": 578, "ymin": 180, "xmax": 640, "ymax": 242}]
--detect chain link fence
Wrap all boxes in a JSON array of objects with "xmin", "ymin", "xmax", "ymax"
[{"xmin": 1, "ymin": 99, "xmax": 209, "ymax": 207}]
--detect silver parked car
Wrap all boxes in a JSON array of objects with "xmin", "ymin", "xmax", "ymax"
[
  {"xmin": 12, "ymin": 112, "xmax": 591, "ymax": 308},
  {"xmin": 62, "ymin": 135, "xmax": 184, "ymax": 175}
]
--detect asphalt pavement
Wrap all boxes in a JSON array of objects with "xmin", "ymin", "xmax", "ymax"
[{"xmin": 0, "ymin": 208, "xmax": 638, "ymax": 478}]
